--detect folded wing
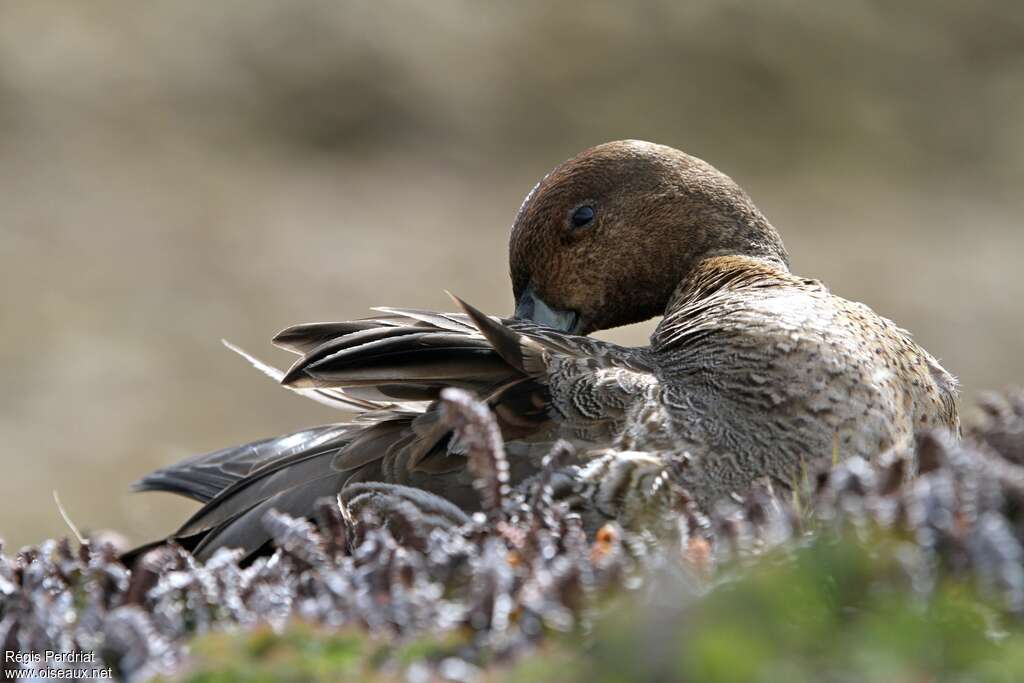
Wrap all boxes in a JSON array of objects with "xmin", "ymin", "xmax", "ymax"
[{"xmin": 130, "ymin": 302, "xmax": 655, "ymax": 562}]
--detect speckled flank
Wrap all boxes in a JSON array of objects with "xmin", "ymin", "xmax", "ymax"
[{"xmin": 644, "ymin": 254, "xmax": 959, "ymax": 504}]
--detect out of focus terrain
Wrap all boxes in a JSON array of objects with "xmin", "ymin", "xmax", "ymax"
[{"xmin": 1, "ymin": 1, "xmax": 1022, "ymax": 549}]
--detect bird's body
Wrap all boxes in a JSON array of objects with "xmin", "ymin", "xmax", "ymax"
[
  {"xmin": 130, "ymin": 140, "xmax": 959, "ymax": 561},
  {"xmin": 643, "ymin": 254, "xmax": 958, "ymax": 501}
]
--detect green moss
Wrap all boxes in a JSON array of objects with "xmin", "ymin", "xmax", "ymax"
[
  {"xmin": 507, "ymin": 533, "xmax": 1024, "ymax": 683},
  {"xmin": 171, "ymin": 624, "xmax": 400, "ymax": 683},
  {"xmin": 169, "ymin": 532, "xmax": 1024, "ymax": 683}
]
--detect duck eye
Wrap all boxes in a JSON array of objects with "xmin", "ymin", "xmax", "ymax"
[{"xmin": 570, "ymin": 205, "xmax": 596, "ymax": 229}]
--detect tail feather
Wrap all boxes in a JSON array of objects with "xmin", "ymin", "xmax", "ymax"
[
  {"xmin": 273, "ymin": 320, "xmax": 396, "ymax": 354},
  {"xmin": 370, "ymin": 307, "xmax": 478, "ymax": 333},
  {"xmin": 222, "ymin": 340, "xmax": 391, "ymax": 412},
  {"xmin": 131, "ymin": 300, "xmax": 649, "ymax": 562},
  {"xmin": 280, "ymin": 325, "xmax": 430, "ymax": 381},
  {"xmin": 190, "ymin": 468, "xmax": 353, "ymax": 562},
  {"xmin": 132, "ymin": 424, "xmax": 351, "ymax": 504},
  {"xmin": 174, "ymin": 432, "xmax": 361, "ymax": 537}
]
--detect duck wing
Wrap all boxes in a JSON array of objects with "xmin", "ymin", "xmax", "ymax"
[
  {"xmin": 132, "ymin": 303, "xmax": 656, "ymax": 562},
  {"xmin": 132, "ymin": 424, "xmax": 353, "ymax": 504},
  {"xmin": 282, "ymin": 301, "xmax": 658, "ymax": 457}
]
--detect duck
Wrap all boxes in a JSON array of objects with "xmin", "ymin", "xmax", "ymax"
[{"xmin": 130, "ymin": 140, "xmax": 959, "ymax": 562}]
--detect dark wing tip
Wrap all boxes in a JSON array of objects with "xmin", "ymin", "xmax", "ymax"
[
  {"xmin": 446, "ymin": 292, "xmax": 530, "ymax": 373},
  {"xmin": 131, "ymin": 470, "xmax": 223, "ymax": 504}
]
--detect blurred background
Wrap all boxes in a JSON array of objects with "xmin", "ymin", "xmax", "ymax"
[{"xmin": 1, "ymin": 0, "xmax": 1022, "ymax": 549}]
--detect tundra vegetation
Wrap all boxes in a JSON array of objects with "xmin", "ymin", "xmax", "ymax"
[{"xmin": 3, "ymin": 390, "xmax": 1024, "ymax": 682}]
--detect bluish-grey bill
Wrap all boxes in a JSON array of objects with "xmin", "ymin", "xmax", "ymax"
[{"xmin": 513, "ymin": 284, "xmax": 580, "ymax": 333}]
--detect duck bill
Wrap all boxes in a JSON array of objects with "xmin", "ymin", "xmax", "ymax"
[{"xmin": 513, "ymin": 284, "xmax": 582, "ymax": 334}]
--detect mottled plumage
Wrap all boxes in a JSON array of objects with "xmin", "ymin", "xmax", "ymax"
[
  {"xmin": 130, "ymin": 140, "xmax": 959, "ymax": 561},
  {"xmin": 646, "ymin": 254, "xmax": 958, "ymax": 501}
]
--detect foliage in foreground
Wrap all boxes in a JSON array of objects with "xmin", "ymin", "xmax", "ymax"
[
  {"xmin": 3, "ymin": 390, "xmax": 1024, "ymax": 682},
  {"xmin": 175, "ymin": 533, "xmax": 1024, "ymax": 683}
]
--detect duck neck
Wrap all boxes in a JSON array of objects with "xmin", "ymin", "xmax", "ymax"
[{"xmin": 665, "ymin": 254, "xmax": 798, "ymax": 311}]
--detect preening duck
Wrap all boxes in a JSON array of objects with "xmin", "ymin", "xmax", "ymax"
[{"xmin": 131, "ymin": 140, "xmax": 959, "ymax": 561}]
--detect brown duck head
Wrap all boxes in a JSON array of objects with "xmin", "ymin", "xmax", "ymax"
[{"xmin": 509, "ymin": 140, "xmax": 789, "ymax": 334}]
